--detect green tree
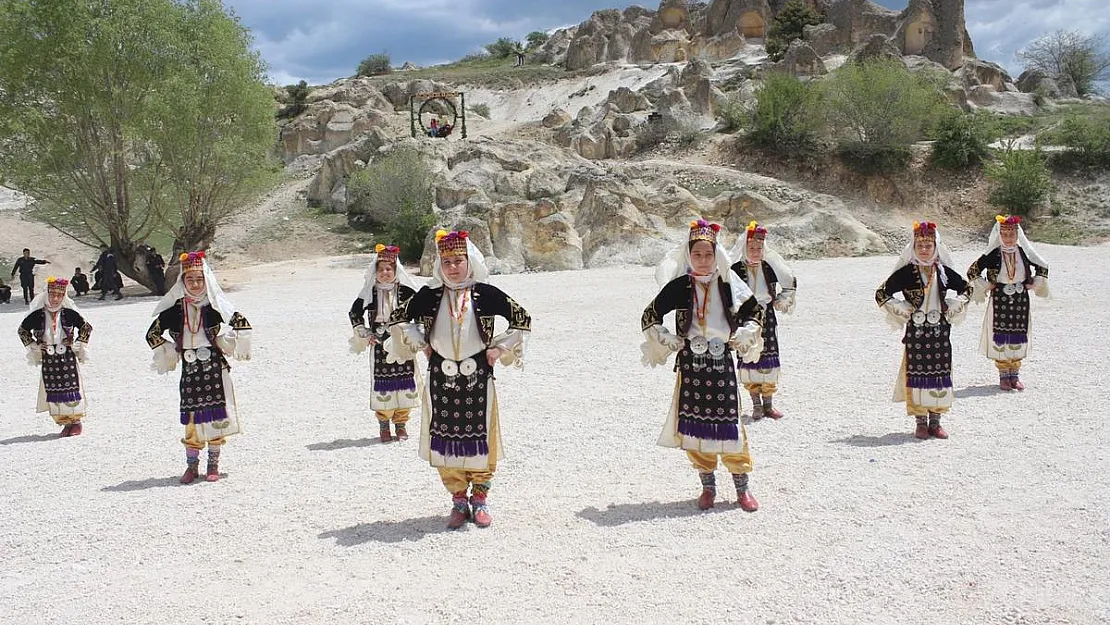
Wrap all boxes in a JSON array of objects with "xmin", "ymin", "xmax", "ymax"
[
  {"xmin": 0, "ymin": 0, "xmax": 277, "ymax": 290},
  {"xmin": 357, "ymin": 53, "xmax": 391, "ymax": 77},
  {"xmin": 484, "ymin": 37, "xmax": 521, "ymax": 59},
  {"xmin": 820, "ymin": 59, "xmax": 949, "ymax": 172},
  {"xmin": 930, "ymin": 111, "xmax": 995, "ymax": 169},
  {"xmin": 279, "ymin": 80, "xmax": 310, "ymax": 119},
  {"xmin": 1019, "ymin": 30, "xmax": 1110, "ymax": 97},
  {"xmin": 765, "ymin": 0, "xmax": 824, "ymax": 62},
  {"xmin": 525, "ymin": 31, "xmax": 550, "ymax": 51},
  {"xmin": 346, "ymin": 148, "xmax": 435, "ymax": 263}
]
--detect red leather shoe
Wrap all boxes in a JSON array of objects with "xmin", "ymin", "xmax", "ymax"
[
  {"xmin": 180, "ymin": 464, "xmax": 200, "ymax": 484},
  {"xmin": 447, "ymin": 497, "xmax": 470, "ymax": 529},
  {"xmin": 1000, "ymin": 376, "xmax": 1013, "ymax": 391},
  {"xmin": 764, "ymin": 406, "xmax": 784, "ymax": 420},
  {"xmin": 472, "ymin": 505, "xmax": 493, "ymax": 528},
  {"xmin": 68, "ymin": 423, "xmax": 83, "ymax": 437},
  {"xmin": 929, "ymin": 424, "xmax": 949, "ymax": 439},
  {"xmin": 914, "ymin": 423, "xmax": 930, "ymax": 440},
  {"xmin": 738, "ymin": 491, "xmax": 759, "ymax": 512},
  {"xmin": 379, "ymin": 427, "xmax": 392, "ymax": 443},
  {"xmin": 205, "ymin": 463, "xmax": 220, "ymax": 482},
  {"xmin": 1011, "ymin": 377, "xmax": 1025, "ymax": 391},
  {"xmin": 395, "ymin": 425, "xmax": 409, "ymax": 441},
  {"xmin": 59, "ymin": 424, "xmax": 73, "ymax": 438},
  {"xmin": 697, "ymin": 488, "xmax": 715, "ymax": 510}
]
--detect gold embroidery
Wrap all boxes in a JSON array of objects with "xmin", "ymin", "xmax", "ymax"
[
  {"xmin": 675, "ymin": 308, "xmax": 690, "ymax": 336},
  {"xmin": 228, "ymin": 312, "xmax": 251, "ymax": 330},
  {"xmin": 479, "ymin": 316, "xmax": 496, "ymax": 341},
  {"xmin": 641, "ymin": 305, "xmax": 661, "ymax": 332},
  {"xmin": 77, "ymin": 322, "xmax": 92, "ymax": 343},
  {"xmin": 874, "ymin": 282, "xmax": 892, "ymax": 307},
  {"xmin": 18, "ymin": 326, "xmax": 34, "ymax": 347},
  {"xmin": 966, "ymin": 260, "xmax": 982, "ymax": 284},
  {"xmin": 506, "ymin": 296, "xmax": 531, "ymax": 331},
  {"xmin": 146, "ymin": 319, "xmax": 167, "ymax": 349}
]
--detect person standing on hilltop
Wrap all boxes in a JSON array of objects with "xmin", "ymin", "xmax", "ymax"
[
  {"xmin": 17, "ymin": 277, "xmax": 92, "ymax": 437},
  {"xmin": 146, "ymin": 251, "xmax": 252, "ymax": 484},
  {"xmin": 11, "ymin": 248, "xmax": 50, "ymax": 305},
  {"xmin": 641, "ymin": 219, "xmax": 763, "ymax": 513},
  {"xmin": 875, "ymin": 221, "xmax": 972, "ymax": 440},
  {"xmin": 966, "ymin": 215, "xmax": 1050, "ymax": 392},
  {"xmin": 386, "ymin": 230, "xmax": 531, "ymax": 530},
  {"xmin": 729, "ymin": 222, "xmax": 797, "ymax": 421},
  {"xmin": 348, "ymin": 244, "xmax": 420, "ymax": 443}
]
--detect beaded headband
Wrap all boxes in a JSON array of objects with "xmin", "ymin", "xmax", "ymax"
[
  {"xmin": 746, "ymin": 220, "xmax": 768, "ymax": 241},
  {"xmin": 375, "ymin": 243, "xmax": 400, "ymax": 263},
  {"xmin": 688, "ymin": 219, "xmax": 721, "ymax": 245},
  {"xmin": 913, "ymin": 221, "xmax": 937, "ymax": 240},
  {"xmin": 435, "ymin": 230, "xmax": 469, "ymax": 258},
  {"xmin": 996, "ymin": 214, "xmax": 1021, "ymax": 229},
  {"xmin": 46, "ymin": 276, "xmax": 69, "ymax": 293},
  {"xmin": 179, "ymin": 250, "xmax": 206, "ymax": 274}
]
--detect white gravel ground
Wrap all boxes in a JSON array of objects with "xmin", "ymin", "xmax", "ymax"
[{"xmin": 1, "ymin": 246, "xmax": 1106, "ymax": 625}]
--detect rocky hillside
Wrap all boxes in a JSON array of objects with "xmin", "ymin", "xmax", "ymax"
[{"xmin": 266, "ymin": 0, "xmax": 1109, "ymax": 275}]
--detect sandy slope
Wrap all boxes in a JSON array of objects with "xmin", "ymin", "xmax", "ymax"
[{"xmin": 0, "ymin": 246, "xmax": 1106, "ymax": 625}]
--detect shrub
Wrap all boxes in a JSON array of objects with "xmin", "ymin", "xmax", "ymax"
[
  {"xmin": 525, "ymin": 31, "xmax": 550, "ymax": 51},
  {"xmin": 716, "ymin": 95, "xmax": 746, "ymax": 133},
  {"xmin": 743, "ymin": 71, "xmax": 819, "ymax": 154},
  {"xmin": 820, "ymin": 58, "xmax": 949, "ymax": 172},
  {"xmin": 346, "ymin": 148, "xmax": 435, "ymax": 262},
  {"xmin": 674, "ymin": 121, "xmax": 708, "ymax": 148},
  {"xmin": 987, "ymin": 141, "xmax": 1052, "ymax": 216},
  {"xmin": 357, "ymin": 53, "xmax": 391, "ymax": 77},
  {"xmin": 1056, "ymin": 112, "xmax": 1110, "ymax": 168},
  {"xmin": 484, "ymin": 37, "xmax": 520, "ymax": 59},
  {"xmin": 277, "ymin": 80, "xmax": 310, "ymax": 119},
  {"xmin": 470, "ymin": 103, "xmax": 491, "ymax": 118},
  {"xmin": 930, "ymin": 111, "xmax": 994, "ymax": 169},
  {"xmin": 636, "ymin": 114, "xmax": 674, "ymax": 153},
  {"xmin": 765, "ymin": 0, "xmax": 824, "ymax": 62}
]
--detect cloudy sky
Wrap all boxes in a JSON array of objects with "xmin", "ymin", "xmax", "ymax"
[{"xmin": 223, "ymin": 0, "xmax": 1109, "ymax": 86}]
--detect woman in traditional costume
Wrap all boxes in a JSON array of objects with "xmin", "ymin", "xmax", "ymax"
[
  {"xmin": 641, "ymin": 219, "xmax": 763, "ymax": 512},
  {"xmin": 348, "ymin": 244, "xmax": 420, "ymax": 442},
  {"xmin": 386, "ymin": 230, "xmax": 531, "ymax": 529},
  {"xmin": 18, "ymin": 276, "xmax": 92, "ymax": 437},
  {"xmin": 875, "ymin": 222, "xmax": 971, "ymax": 440},
  {"xmin": 729, "ymin": 221, "xmax": 797, "ymax": 420},
  {"xmin": 966, "ymin": 215, "xmax": 1050, "ymax": 391},
  {"xmin": 146, "ymin": 251, "xmax": 252, "ymax": 483}
]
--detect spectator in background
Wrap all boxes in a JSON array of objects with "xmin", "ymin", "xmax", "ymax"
[
  {"xmin": 11, "ymin": 248, "xmax": 50, "ymax": 305},
  {"xmin": 92, "ymin": 244, "xmax": 123, "ymax": 301},
  {"xmin": 0, "ymin": 277, "xmax": 12, "ymax": 304},
  {"xmin": 71, "ymin": 268, "xmax": 90, "ymax": 296},
  {"xmin": 146, "ymin": 246, "xmax": 166, "ymax": 296}
]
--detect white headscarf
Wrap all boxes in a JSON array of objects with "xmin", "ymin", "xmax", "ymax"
[
  {"xmin": 892, "ymin": 225, "xmax": 956, "ymax": 287},
  {"xmin": 986, "ymin": 219, "xmax": 1049, "ymax": 269},
  {"xmin": 152, "ymin": 255, "xmax": 239, "ymax": 323},
  {"xmin": 28, "ymin": 280, "xmax": 77, "ymax": 314},
  {"xmin": 728, "ymin": 233, "xmax": 796, "ymax": 290},
  {"xmin": 356, "ymin": 252, "xmax": 418, "ymax": 302},
  {"xmin": 427, "ymin": 238, "xmax": 490, "ymax": 289},
  {"xmin": 655, "ymin": 240, "xmax": 754, "ymax": 312}
]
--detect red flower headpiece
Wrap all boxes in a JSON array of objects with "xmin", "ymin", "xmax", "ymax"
[
  {"xmin": 913, "ymin": 221, "xmax": 937, "ymax": 239},
  {"xmin": 46, "ymin": 276, "xmax": 69, "ymax": 293},
  {"xmin": 375, "ymin": 243, "xmax": 400, "ymax": 263},
  {"xmin": 996, "ymin": 214, "xmax": 1022, "ymax": 228},
  {"xmin": 688, "ymin": 219, "xmax": 721, "ymax": 245},
  {"xmin": 746, "ymin": 220, "xmax": 768, "ymax": 241},
  {"xmin": 179, "ymin": 250, "xmax": 206, "ymax": 273},
  {"xmin": 435, "ymin": 229, "xmax": 469, "ymax": 258}
]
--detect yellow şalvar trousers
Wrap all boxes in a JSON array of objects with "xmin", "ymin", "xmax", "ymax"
[
  {"xmin": 437, "ymin": 467, "xmax": 496, "ymax": 494},
  {"xmin": 994, "ymin": 359, "xmax": 1023, "ymax": 372},
  {"xmin": 375, "ymin": 409, "xmax": 411, "ymax": 424},
  {"xmin": 742, "ymin": 382, "xmax": 778, "ymax": 395},
  {"xmin": 181, "ymin": 414, "xmax": 226, "ymax": 450},
  {"xmin": 686, "ymin": 450, "xmax": 752, "ymax": 475}
]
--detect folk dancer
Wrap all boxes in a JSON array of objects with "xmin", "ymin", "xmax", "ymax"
[
  {"xmin": 348, "ymin": 244, "xmax": 420, "ymax": 442},
  {"xmin": 641, "ymin": 219, "xmax": 763, "ymax": 512},
  {"xmin": 966, "ymin": 215, "xmax": 1050, "ymax": 391},
  {"xmin": 387, "ymin": 230, "xmax": 531, "ymax": 529},
  {"xmin": 146, "ymin": 251, "xmax": 252, "ymax": 483},
  {"xmin": 875, "ymin": 221, "xmax": 971, "ymax": 440},
  {"xmin": 17, "ymin": 277, "xmax": 92, "ymax": 437},
  {"xmin": 729, "ymin": 221, "xmax": 797, "ymax": 420}
]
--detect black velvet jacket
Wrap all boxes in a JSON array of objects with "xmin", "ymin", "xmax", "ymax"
[
  {"xmin": 18, "ymin": 308, "xmax": 92, "ymax": 346},
  {"xmin": 641, "ymin": 275, "xmax": 760, "ymax": 337},
  {"xmin": 349, "ymin": 284, "xmax": 417, "ymax": 331},
  {"xmin": 145, "ymin": 300, "xmax": 251, "ymax": 353},
  {"xmin": 875, "ymin": 264, "xmax": 971, "ymax": 311},
  {"xmin": 389, "ymin": 283, "xmax": 531, "ymax": 345},
  {"xmin": 967, "ymin": 247, "xmax": 1048, "ymax": 286}
]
